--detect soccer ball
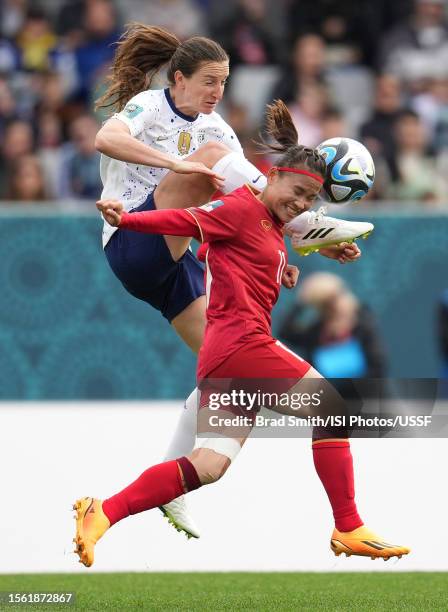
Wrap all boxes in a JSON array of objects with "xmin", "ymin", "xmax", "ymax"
[{"xmin": 316, "ymin": 137, "xmax": 375, "ymax": 204}]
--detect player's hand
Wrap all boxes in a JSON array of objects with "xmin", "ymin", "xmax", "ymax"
[
  {"xmin": 282, "ymin": 264, "xmax": 300, "ymax": 289},
  {"xmin": 96, "ymin": 199, "xmax": 124, "ymax": 227},
  {"xmin": 319, "ymin": 242, "xmax": 361, "ymax": 264},
  {"xmin": 170, "ymin": 160, "xmax": 225, "ymax": 190}
]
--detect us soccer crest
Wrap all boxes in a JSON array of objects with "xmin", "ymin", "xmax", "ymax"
[{"xmin": 178, "ymin": 131, "xmax": 192, "ymax": 155}]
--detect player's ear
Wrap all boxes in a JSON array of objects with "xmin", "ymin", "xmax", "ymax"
[
  {"xmin": 173, "ymin": 70, "xmax": 185, "ymax": 89},
  {"xmin": 267, "ymin": 166, "xmax": 279, "ymax": 185}
]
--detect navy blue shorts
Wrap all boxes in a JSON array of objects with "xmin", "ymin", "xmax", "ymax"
[{"xmin": 104, "ymin": 192, "xmax": 205, "ymax": 322}]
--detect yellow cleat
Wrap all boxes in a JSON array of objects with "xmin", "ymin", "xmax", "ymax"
[
  {"xmin": 331, "ymin": 525, "xmax": 410, "ymax": 560},
  {"xmin": 294, "ymin": 231, "xmax": 373, "ymax": 257},
  {"xmin": 73, "ymin": 497, "xmax": 110, "ymax": 567}
]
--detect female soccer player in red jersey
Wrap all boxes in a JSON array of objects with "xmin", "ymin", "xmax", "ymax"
[
  {"xmin": 74, "ymin": 101, "xmax": 409, "ymax": 566},
  {"xmin": 95, "ymin": 23, "xmax": 371, "ymax": 537}
]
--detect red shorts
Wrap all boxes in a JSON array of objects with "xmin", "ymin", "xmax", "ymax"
[
  {"xmin": 198, "ymin": 337, "xmax": 311, "ymax": 415},
  {"xmin": 208, "ymin": 337, "xmax": 310, "ymax": 379}
]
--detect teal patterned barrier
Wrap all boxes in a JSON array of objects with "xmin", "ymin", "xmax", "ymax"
[{"xmin": 0, "ymin": 208, "xmax": 446, "ymax": 399}]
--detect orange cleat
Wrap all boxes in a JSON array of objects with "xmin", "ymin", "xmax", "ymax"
[
  {"xmin": 73, "ymin": 497, "xmax": 110, "ymax": 567},
  {"xmin": 331, "ymin": 525, "xmax": 410, "ymax": 561}
]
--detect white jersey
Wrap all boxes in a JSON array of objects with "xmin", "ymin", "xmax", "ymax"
[{"xmin": 100, "ymin": 87, "xmax": 243, "ymax": 246}]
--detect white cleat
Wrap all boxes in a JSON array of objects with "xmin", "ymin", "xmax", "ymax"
[
  {"xmin": 284, "ymin": 207, "xmax": 374, "ymax": 256},
  {"xmin": 160, "ymin": 495, "xmax": 200, "ymax": 539}
]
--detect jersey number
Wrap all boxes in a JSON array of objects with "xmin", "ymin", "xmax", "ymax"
[{"xmin": 276, "ymin": 250, "xmax": 286, "ymax": 284}]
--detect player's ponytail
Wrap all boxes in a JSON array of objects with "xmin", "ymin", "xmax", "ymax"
[
  {"xmin": 96, "ymin": 23, "xmax": 181, "ymax": 112},
  {"xmin": 261, "ymin": 99, "xmax": 326, "ymax": 178},
  {"xmin": 264, "ymin": 99, "xmax": 299, "ymax": 152},
  {"xmin": 96, "ymin": 24, "xmax": 228, "ymax": 114}
]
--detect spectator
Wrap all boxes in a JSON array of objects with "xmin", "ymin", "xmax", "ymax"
[
  {"xmin": 278, "ymin": 272, "xmax": 387, "ymax": 378},
  {"xmin": 0, "ymin": 37, "xmax": 21, "ymax": 74},
  {"xmin": 287, "ymin": 83, "xmax": 329, "ymax": 147},
  {"xmin": 270, "ymin": 33, "xmax": 326, "ymax": 105},
  {"xmin": 412, "ymin": 77, "xmax": 448, "ymax": 151},
  {"xmin": 123, "ymin": 0, "xmax": 206, "ymax": 40},
  {"xmin": 34, "ymin": 71, "xmax": 83, "ymax": 134},
  {"xmin": 1, "ymin": 0, "xmax": 27, "ymax": 38},
  {"xmin": 37, "ymin": 111, "xmax": 64, "ymax": 198},
  {"xmin": 286, "ymin": 0, "xmax": 411, "ymax": 68},
  {"xmin": 360, "ymin": 74, "xmax": 403, "ymax": 180},
  {"xmin": 55, "ymin": 0, "xmax": 85, "ymax": 39},
  {"xmin": 238, "ymin": 130, "xmax": 271, "ymax": 175},
  {"xmin": 0, "ymin": 78, "xmax": 18, "ymax": 136},
  {"xmin": 61, "ymin": 114, "xmax": 101, "ymax": 199},
  {"xmin": 222, "ymin": 100, "xmax": 252, "ymax": 138},
  {"xmin": 211, "ymin": 0, "xmax": 284, "ymax": 67},
  {"xmin": 74, "ymin": 0, "xmax": 121, "ymax": 102},
  {"xmin": 8, "ymin": 154, "xmax": 48, "ymax": 201},
  {"xmin": 16, "ymin": 7, "xmax": 57, "ymax": 72},
  {"xmin": 379, "ymin": 0, "xmax": 448, "ymax": 90},
  {"xmin": 0, "ymin": 119, "xmax": 34, "ymax": 198},
  {"xmin": 320, "ymin": 108, "xmax": 349, "ymax": 140},
  {"xmin": 390, "ymin": 109, "xmax": 443, "ymax": 203}
]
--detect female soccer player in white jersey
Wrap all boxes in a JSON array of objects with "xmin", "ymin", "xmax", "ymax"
[
  {"xmin": 74, "ymin": 101, "xmax": 408, "ymax": 567},
  {"xmin": 95, "ymin": 23, "xmax": 372, "ymax": 537}
]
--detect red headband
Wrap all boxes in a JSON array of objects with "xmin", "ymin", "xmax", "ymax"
[{"xmin": 272, "ymin": 166, "xmax": 324, "ymax": 185}]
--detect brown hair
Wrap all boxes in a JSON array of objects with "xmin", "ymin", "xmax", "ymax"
[
  {"xmin": 8, "ymin": 154, "xmax": 47, "ymax": 201},
  {"xmin": 96, "ymin": 23, "xmax": 229, "ymax": 113},
  {"xmin": 261, "ymin": 99, "xmax": 326, "ymax": 178}
]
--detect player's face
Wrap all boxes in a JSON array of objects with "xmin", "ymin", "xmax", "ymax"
[
  {"xmin": 175, "ymin": 61, "xmax": 229, "ymax": 115},
  {"xmin": 263, "ymin": 169, "xmax": 322, "ymax": 223}
]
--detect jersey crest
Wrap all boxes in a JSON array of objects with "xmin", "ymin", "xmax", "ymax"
[
  {"xmin": 178, "ymin": 131, "xmax": 192, "ymax": 155},
  {"xmin": 260, "ymin": 219, "xmax": 272, "ymax": 231}
]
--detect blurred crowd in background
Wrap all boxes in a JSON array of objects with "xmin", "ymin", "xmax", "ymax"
[{"xmin": 1, "ymin": 0, "xmax": 448, "ymax": 205}]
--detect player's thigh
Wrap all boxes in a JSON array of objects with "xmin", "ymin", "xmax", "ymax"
[
  {"xmin": 105, "ymin": 216, "xmax": 205, "ymax": 343},
  {"xmin": 154, "ymin": 141, "xmax": 230, "ymax": 211},
  {"xmin": 285, "ymin": 366, "xmax": 348, "ymax": 420},
  {"xmin": 154, "ymin": 142, "xmax": 230, "ymax": 260},
  {"xmin": 171, "ymin": 295, "xmax": 206, "ymax": 354},
  {"xmin": 256, "ymin": 341, "xmax": 344, "ymax": 418}
]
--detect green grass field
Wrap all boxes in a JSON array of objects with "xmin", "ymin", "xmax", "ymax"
[{"xmin": 0, "ymin": 573, "xmax": 446, "ymax": 611}]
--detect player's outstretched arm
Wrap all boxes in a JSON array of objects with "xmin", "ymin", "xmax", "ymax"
[
  {"xmin": 96, "ymin": 199, "xmax": 202, "ymax": 239},
  {"xmin": 95, "ymin": 120, "xmax": 224, "ymax": 189}
]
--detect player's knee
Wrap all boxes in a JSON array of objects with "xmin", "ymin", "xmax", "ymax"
[
  {"xmin": 193, "ymin": 141, "xmax": 230, "ymax": 166},
  {"xmin": 188, "ymin": 448, "xmax": 231, "ymax": 485}
]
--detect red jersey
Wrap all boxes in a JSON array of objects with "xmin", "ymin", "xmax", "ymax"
[{"xmin": 119, "ymin": 185, "xmax": 287, "ymax": 379}]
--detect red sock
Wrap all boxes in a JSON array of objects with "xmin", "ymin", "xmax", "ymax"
[
  {"xmin": 102, "ymin": 458, "xmax": 199, "ymax": 526},
  {"xmin": 312, "ymin": 440, "xmax": 363, "ymax": 532}
]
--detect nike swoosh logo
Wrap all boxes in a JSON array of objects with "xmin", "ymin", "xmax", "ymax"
[{"xmin": 252, "ymin": 175, "xmax": 263, "ymax": 184}]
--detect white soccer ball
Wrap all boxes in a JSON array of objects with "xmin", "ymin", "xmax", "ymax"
[{"xmin": 316, "ymin": 137, "xmax": 375, "ymax": 204}]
